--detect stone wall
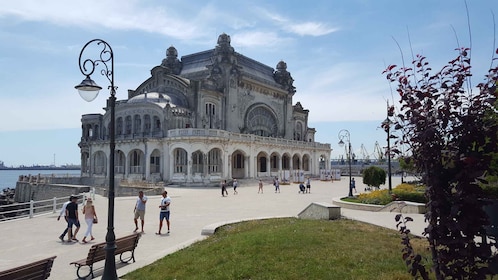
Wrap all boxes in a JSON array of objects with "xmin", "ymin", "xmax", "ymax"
[{"xmin": 15, "ymin": 182, "xmax": 90, "ymax": 203}]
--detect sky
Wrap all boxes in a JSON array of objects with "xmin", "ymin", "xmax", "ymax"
[{"xmin": 0, "ymin": 0, "xmax": 496, "ymax": 167}]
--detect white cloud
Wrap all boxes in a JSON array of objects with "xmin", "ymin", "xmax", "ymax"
[
  {"xmin": 287, "ymin": 22, "xmax": 339, "ymax": 36},
  {"xmin": 232, "ymin": 31, "xmax": 291, "ymax": 48},
  {"xmin": 258, "ymin": 8, "xmax": 339, "ymax": 37},
  {"xmin": 0, "ymin": 1, "xmax": 206, "ymax": 41}
]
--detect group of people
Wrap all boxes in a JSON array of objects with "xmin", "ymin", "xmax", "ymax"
[
  {"xmin": 57, "ymin": 195, "xmax": 97, "ymax": 243},
  {"xmin": 58, "ymin": 189, "xmax": 172, "ymax": 243},
  {"xmin": 298, "ymin": 177, "xmax": 312, "ymax": 194},
  {"xmin": 220, "ymin": 177, "xmax": 312, "ymax": 195},
  {"xmin": 220, "ymin": 179, "xmax": 239, "ymax": 197},
  {"xmin": 132, "ymin": 190, "xmax": 172, "ymax": 235}
]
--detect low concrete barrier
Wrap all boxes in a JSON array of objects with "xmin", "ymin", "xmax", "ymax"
[
  {"xmin": 332, "ymin": 197, "xmax": 426, "ymax": 214},
  {"xmin": 297, "ymin": 202, "xmax": 341, "ymax": 220}
]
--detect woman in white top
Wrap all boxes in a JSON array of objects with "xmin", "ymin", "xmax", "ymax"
[{"xmin": 82, "ymin": 198, "xmax": 98, "ymax": 243}]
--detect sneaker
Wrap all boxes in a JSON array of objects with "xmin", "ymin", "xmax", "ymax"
[
  {"xmin": 59, "ymin": 236, "xmax": 64, "ymax": 242},
  {"xmin": 167, "ymin": 230, "xmax": 170, "ymax": 234}
]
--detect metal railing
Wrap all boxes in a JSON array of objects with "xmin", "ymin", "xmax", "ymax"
[{"xmin": 0, "ymin": 190, "xmax": 95, "ymax": 223}]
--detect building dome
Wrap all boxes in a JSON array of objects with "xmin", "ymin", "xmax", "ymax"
[{"xmin": 127, "ymin": 92, "xmax": 175, "ymax": 108}]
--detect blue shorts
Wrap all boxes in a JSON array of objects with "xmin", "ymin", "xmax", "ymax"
[
  {"xmin": 67, "ymin": 218, "xmax": 80, "ymax": 228},
  {"xmin": 160, "ymin": 211, "xmax": 170, "ymax": 221}
]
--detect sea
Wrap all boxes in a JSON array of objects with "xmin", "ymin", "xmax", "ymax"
[{"xmin": 0, "ymin": 169, "xmax": 81, "ymax": 190}]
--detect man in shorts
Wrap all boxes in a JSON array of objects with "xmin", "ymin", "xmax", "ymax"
[
  {"xmin": 65, "ymin": 195, "xmax": 80, "ymax": 242},
  {"xmin": 156, "ymin": 191, "xmax": 171, "ymax": 235},
  {"xmin": 133, "ymin": 191, "xmax": 147, "ymax": 233}
]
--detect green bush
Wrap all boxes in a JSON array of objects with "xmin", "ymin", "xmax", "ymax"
[{"xmin": 362, "ymin": 166, "xmax": 386, "ymax": 187}]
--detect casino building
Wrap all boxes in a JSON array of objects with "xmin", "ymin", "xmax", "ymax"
[{"xmin": 79, "ymin": 33, "xmax": 331, "ymax": 185}]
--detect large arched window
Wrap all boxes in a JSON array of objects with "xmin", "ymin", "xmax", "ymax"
[
  {"xmin": 208, "ymin": 148, "xmax": 222, "ymax": 173},
  {"xmin": 192, "ymin": 150, "xmax": 204, "ymax": 174},
  {"xmin": 150, "ymin": 149, "xmax": 161, "ymax": 174},
  {"xmin": 115, "ymin": 150, "xmax": 125, "ymax": 174},
  {"xmin": 173, "ymin": 148, "xmax": 187, "ymax": 174},
  {"xmin": 245, "ymin": 105, "xmax": 278, "ymax": 137},
  {"xmin": 93, "ymin": 151, "xmax": 107, "ymax": 175},
  {"xmin": 129, "ymin": 150, "xmax": 144, "ymax": 174}
]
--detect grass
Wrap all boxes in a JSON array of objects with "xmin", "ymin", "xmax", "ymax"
[{"xmin": 123, "ymin": 218, "xmax": 430, "ymax": 280}]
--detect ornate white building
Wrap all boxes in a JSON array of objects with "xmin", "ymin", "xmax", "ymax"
[{"xmin": 79, "ymin": 34, "xmax": 331, "ymax": 185}]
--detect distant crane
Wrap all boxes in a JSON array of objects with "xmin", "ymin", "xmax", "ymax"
[
  {"xmin": 373, "ymin": 141, "xmax": 385, "ymax": 162},
  {"xmin": 360, "ymin": 144, "xmax": 370, "ymax": 164}
]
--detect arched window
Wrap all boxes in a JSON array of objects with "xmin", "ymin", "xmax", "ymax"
[
  {"xmin": 208, "ymin": 148, "xmax": 221, "ymax": 173},
  {"xmin": 134, "ymin": 115, "xmax": 141, "ymax": 134},
  {"xmin": 144, "ymin": 115, "xmax": 151, "ymax": 134},
  {"xmin": 192, "ymin": 151, "xmax": 204, "ymax": 174},
  {"xmin": 174, "ymin": 148, "xmax": 187, "ymax": 174},
  {"xmin": 205, "ymin": 103, "xmax": 216, "ymax": 129},
  {"xmin": 129, "ymin": 150, "xmax": 143, "ymax": 174},
  {"xmin": 116, "ymin": 117, "xmax": 123, "ymax": 135},
  {"xmin": 125, "ymin": 116, "xmax": 132, "ymax": 135}
]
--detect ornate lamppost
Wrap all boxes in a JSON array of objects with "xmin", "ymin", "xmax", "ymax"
[
  {"xmin": 75, "ymin": 39, "xmax": 117, "ymax": 280},
  {"xmin": 338, "ymin": 129, "xmax": 353, "ymax": 197}
]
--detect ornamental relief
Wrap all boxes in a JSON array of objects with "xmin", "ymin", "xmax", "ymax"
[
  {"xmin": 238, "ymin": 89, "xmax": 255, "ymax": 119},
  {"xmin": 238, "ymin": 81, "xmax": 286, "ymax": 99}
]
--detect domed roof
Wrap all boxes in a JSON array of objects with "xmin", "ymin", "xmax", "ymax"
[{"xmin": 127, "ymin": 92, "xmax": 176, "ymax": 108}]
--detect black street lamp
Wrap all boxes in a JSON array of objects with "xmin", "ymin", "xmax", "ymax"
[
  {"xmin": 382, "ymin": 103, "xmax": 394, "ymax": 194},
  {"xmin": 338, "ymin": 129, "xmax": 353, "ymax": 197},
  {"xmin": 75, "ymin": 39, "xmax": 117, "ymax": 280}
]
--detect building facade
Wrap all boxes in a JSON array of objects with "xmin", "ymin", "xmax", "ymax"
[{"xmin": 79, "ymin": 34, "xmax": 331, "ymax": 185}]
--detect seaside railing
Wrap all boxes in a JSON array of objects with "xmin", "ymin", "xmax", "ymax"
[{"xmin": 0, "ymin": 190, "xmax": 95, "ymax": 223}]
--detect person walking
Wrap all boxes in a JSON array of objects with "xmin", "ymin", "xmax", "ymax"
[
  {"xmin": 57, "ymin": 196, "xmax": 72, "ymax": 242},
  {"xmin": 351, "ymin": 178, "xmax": 357, "ymax": 193},
  {"xmin": 156, "ymin": 190, "xmax": 171, "ymax": 235},
  {"xmin": 133, "ymin": 191, "xmax": 147, "ymax": 233},
  {"xmin": 233, "ymin": 179, "xmax": 238, "ymax": 195},
  {"xmin": 81, "ymin": 197, "xmax": 98, "ymax": 243},
  {"xmin": 306, "ymin": 177, "xmax": 311, "ymax": 193},
  {"xmin": 65, "ymin": 195, "xmax": 80, "ymax": 242},
  {"xmin": 221, "ymin": 180, "xmax": 228, "ymax": 197},
  {"xmin": 274, "ymin": 177, "xmax": 280, "ymax": 193},
  {"xmin": 258, "ymin": 179, "xmax": 263, "ymax": 194}
]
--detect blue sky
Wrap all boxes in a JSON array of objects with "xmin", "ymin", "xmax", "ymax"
[{"xmin": 0, "ymin": 0, "xmax": 496, "ymax": 167}]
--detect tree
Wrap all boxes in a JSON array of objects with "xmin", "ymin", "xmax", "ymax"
[
  {"xmin": 362, "ymin": 166, "xmax": 386, "ymax": 188},
  {"xmin": 384, "ymin": 46, "xmax": 498, "ymax": 279}
]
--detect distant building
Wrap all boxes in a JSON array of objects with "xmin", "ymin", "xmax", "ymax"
[{"xmin": 79, "ymin": 33, "xmax": 331, "ymax": 185}]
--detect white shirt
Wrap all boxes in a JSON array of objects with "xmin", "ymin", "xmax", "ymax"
[
  {"xmin": 59, "ymin": 201, "xmax": 71, "ymax": 217},
  {"xmin": 160, "ymin": 196, "xmax": 171, "ymax": 212}
]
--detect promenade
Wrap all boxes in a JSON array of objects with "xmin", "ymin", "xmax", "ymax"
[{"xmin": 0, "ymin": 176, "xmax": 426, "ymax": 279}]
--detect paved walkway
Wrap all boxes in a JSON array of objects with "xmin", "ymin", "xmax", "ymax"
[{"xmin": 0, "ymin": 176, "xmax": 427, "ymax": 279}]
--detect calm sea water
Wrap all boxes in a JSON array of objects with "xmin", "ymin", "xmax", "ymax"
[{"xmin": 0, "ymin": 169, "xmax": 81, "ymax": 189}]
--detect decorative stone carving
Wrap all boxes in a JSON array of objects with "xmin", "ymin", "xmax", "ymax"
[
  {"xmin": 273, "ymin": 60, "xmax": 296, "ymax": 94},
  {"xmin": 161, "ymin": 46, "xmax": 182, "ymax": 75}
]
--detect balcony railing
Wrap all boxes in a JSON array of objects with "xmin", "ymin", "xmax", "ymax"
[{"xmin": 80, "ymin": 128, "xmax": 330, "ymax": 150}]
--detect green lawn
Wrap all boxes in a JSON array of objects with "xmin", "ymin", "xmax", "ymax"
[{"xmin": 123, "ymin": 218, "xmax": 430, "ymax": 280}]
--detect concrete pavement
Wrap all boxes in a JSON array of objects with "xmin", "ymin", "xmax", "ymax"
[{"xmin": 0, "ymin": 176, "xmax": 427, "ymax": 279}]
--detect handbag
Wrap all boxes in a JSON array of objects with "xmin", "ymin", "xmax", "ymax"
[{"xmin": 93, "ymin": 218, "xmax": 98, "ymax": 224}]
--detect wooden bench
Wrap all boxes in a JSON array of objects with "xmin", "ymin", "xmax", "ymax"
[
  {"xmin": 0, "ymin": 256, "xmax": 56, "ymax": 280},
  {"xmin": 70, "ymin": 233, "xmax": 141, "ymax": 279}
]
